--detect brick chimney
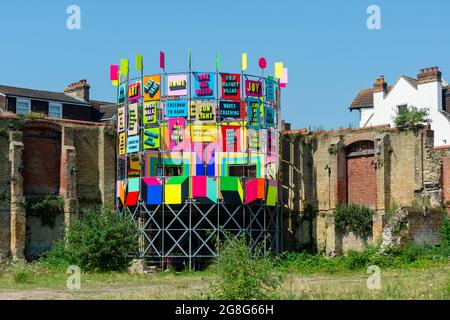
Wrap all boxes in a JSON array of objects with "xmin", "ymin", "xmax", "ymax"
[
  {"xmin": 373, "ymin": 75, "xmax": 388, "ymax": 93},
  {"xmin": 417, "ymin": 67, "xmax": 442, "ymax": 85},
  {"xmin": 281, "ymin": 120, "xmax": 291, "ymax": 131},
  {"xmin": 64, "ymin": 79, "xmax": 90, "ymax": 102}
]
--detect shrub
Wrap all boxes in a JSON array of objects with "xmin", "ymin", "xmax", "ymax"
[
  {"xmin": 24, "ymin": 197, "xmax": 64, "ymax": 228},
  {"xmin": 334, "ymin": 203, "xmax": 374, "ymax": 238},
  {"xmin": 11, "ymin": 264, "xmax": 32, "ymax": 283},
  {"xmin": 394, "ymin": 106, "xmax": 431, "ymax": 132},
  {"xmin": 208, "ymin": 235, "xmax": 283, "ymax": 300},
  {"xmin": 440, "ymin": 214, "xmax": 450, "ymax": 247},
  {"xmin": 41, "ymin": 208, "xmax": 138, "ymax": 272}
]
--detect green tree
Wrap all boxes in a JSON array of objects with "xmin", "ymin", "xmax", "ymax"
[{"xmin": 394, "ymin": 106, "xmax": 431, "ymax": 132}]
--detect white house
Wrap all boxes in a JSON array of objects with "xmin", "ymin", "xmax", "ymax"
[{"xmin": 350, "ymin": 67, "xmax": 450, "ymax": 147}]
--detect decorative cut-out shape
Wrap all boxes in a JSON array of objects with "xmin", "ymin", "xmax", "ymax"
[
  {"xmin": 191, "ymin": 176, "xmax": 217, "ymax": 203},
  {"xmin": 117, "ymin": 180, "xmax": 126, "ymax": 205},
  {"xmin": 245, "ymin": 178, "xmax": 265, "ymax": 204},
  {"xmin": 266, "ymin": 179, "xmax": 278, "ymax": 206},
  {"xmin": 165, "ymin": 176, "xmax": 189, "ymax": 205},
  {"xmin": 142, "ymin": 177, "xmax": 162, "ymax": 205},
  {"xmin": 220, "ymin": 176, "xmax": 243, "ymax": 204}
]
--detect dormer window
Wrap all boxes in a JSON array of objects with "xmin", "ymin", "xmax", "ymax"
[
  {"xmin": 49, "ymin": 102, "xmax": 63, "ymax": 118},
  {"xmin": 16, "ymin": 98, "xmax": 31, "ymax": 115}
]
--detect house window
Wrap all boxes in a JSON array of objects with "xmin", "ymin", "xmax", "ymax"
[
  {"xmin": 49, "ymin": 102, "xmax": 62, "ymax": 118},
  {"xmin": 397, "ymin": 104, "xmax": 408, "ymax": 114},
  {"xmin": 16, "ymin": 99, "xmax": 31, "ymax": 115}
]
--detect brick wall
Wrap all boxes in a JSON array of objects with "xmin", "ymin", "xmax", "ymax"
[
  {"xmin": 282, "ymin": 126, "xmax": 446, "ymax": 254},
  {"xmin": 22, "ymin": 126, "xmax": 61, "ymax": 196},
  {"xmin": 443, "ymin": 156, "xmax": 450, "ymax": 214},
  {"xmin": 346, "ymin": 154, "xmax": 377, "ymax": 208},
  {"xmin": 0, "ymin": 115, "xmax": 116, "ymax": 261}
]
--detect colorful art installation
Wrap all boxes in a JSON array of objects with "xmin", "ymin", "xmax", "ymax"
[
  {"xmin": 142, "ymin": 177, "xmax": 162, "ymax": 205},
  {"xmin": 113, "ymin": 55, "xmax": 283, "ymax": 266},
  {"xmin": 143, "ymin": 75, "xmax": 161, "ymax": 101},
  {"xmin": 245, "ymin": 178, "xmax": 265, "ymax": 204},
  {"xmin": 191, "ymin": 176, "xmax": 217, "ymax": 203},
  {"xmin": 193, "ymin": 72, "xmax": 215, "ymax": 98},
  {"xmin": 165, "ymin": 176, "xmax": 190, "ymax": 205},
  {"xmin": 220, "ymin": 176, "xmax": 243, "ymax": 204}
]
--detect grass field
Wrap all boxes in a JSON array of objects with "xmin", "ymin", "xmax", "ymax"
[{"xmin": 0, "ymin": 262, "xmax": 448, "ymax": 300}]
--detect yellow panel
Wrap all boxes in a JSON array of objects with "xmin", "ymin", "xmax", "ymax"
[{"xmin": 165, "ymin": 184, "xmax": 181, "ymax": 204}]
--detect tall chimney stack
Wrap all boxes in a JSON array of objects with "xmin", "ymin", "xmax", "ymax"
[
  {"xmin": 373, "ymin": 75, "xmax": 388, "ymax": 94},
  {"xmin": 64, "ymin": 79, "xmax": 90, "ymax": 102},
  {"xmin": 417, "ymin": 67, "xmax": 441, "ymax": 85}
]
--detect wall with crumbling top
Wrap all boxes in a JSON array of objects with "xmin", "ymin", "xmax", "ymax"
[
  {"xmin": 282, "ymin": 126, "xmax": 446, "ymax": 255},
  {"xmin": 0, "ymin": 115, "xmax": 115, "ymax": 261}
]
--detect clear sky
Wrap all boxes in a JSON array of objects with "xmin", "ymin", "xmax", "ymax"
[{"xmin": 0, "ymin": 0, "xmax": 449, "ymax": 130}]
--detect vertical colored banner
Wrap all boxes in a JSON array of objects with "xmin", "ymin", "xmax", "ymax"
[
  {"xmin": 118, "ymin": 84, "xmax": 127, "ymax": 105},
  {"xmin": 143, "ymin": 102, "xmax": 157, "ymax": 125},
  {"xmin": 143, "ymin": 75, "xmax": 161, "ymax": 101},
  {"xmin": 167, "ymin": 74, "xmax": 188, "ymax": 96},
  {"xmin": 128, "ymin": 81, "xmax": 141, "ymax": 102},
  {"xmin": 117, "ymin": 107, "xmax": 126, "ymax": 133},
  {"xmin": 247, "ymin": 98, "xmax": 262, "ymax": 129},
  {"xmin": 118, "ymin": 132, "xmax": 126, "ymax": 155},
  {"xmin": 221, "ymin": 73, "xmax": 241, "ymax": 99},
  {"xmin": 168, "ymin": 118, "xmax": 185, "ymax": 151},
  {"xmin": 265, "ymin": 77, "xmax": 275, "ymax": 103},
  {"xmin": 193, "ymin": 72, "xmax": 215, "ymax": 98},
  {"xmin": 245, "ymin": 79, "xmax": 262, "ymax": 97},
  {"xmin": 221, "ymin": 126, "xmax": 242, "ymax": 152},
  {"xmin": 143, "ymin": 127, "xmax": 161, "ymax": 149},
  {"xmin": 265, "ymin": 106, "xmax": 275, "ymax": 127},
  {"xmin": 128, "ymin": 103, "xmax": 139, "ymax": 136}
]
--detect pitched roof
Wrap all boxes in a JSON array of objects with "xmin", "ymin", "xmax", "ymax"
[
  {"xmin": 0, "ymin": 84, "xmax": 90, "ymax": 106},
  {"xmin": 401, "ymin": 75, "xmax": 418, "ymax": 88},
  {"xmin": 350, "ymin": 88, "xmax": 374, "ymax": 109},
  {"xmin": 90, "ymin": 100, "xmax": 116, "ymax": 121}
]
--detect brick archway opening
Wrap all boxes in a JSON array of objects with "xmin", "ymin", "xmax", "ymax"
[{"xmin": 345, "ymin": 140, "xmax": 377, "ymax": 209}]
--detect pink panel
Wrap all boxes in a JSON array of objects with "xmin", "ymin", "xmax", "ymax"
[
  {"xmin": 142, "ymin": 177, "xmax": 161, "ymax": 186},
  {"xmin": 191, "ymin": 176, "xmax": 207, "ymax": 198}
]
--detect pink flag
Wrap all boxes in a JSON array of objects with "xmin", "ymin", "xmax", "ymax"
[
  {"xmin": 110, "ymin": 65, "xmax": 119, "ymax": 81},
  {"xmin": 160, "ymin": 51, "xmax": 165, "ymax": 69}
]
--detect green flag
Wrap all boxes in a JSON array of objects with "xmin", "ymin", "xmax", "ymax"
[
  {"xmin": 188, "ymin": 49, "xmax": 191, "ymax": 70},
  {"xmin": 136, "ymin": 54, "xmax": 143, "ymax": 71},
  {"xmin": 215, "ymin": 52, "xmax": 220, "ymax": 71}
]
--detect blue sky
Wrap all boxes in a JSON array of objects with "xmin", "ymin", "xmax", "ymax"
[{"xmin": 0, "ymin": 0, "xmax": 449, "ymax": 130}]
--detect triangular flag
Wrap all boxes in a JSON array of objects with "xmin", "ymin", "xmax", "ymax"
[
  {"xmin": 136, "ymin": 54, "xmax": 143, "ymax": 71},
  {"xmin": 216, "ymin": 52, "xmax": 220, "ymax": 71},
  {"xmin": 274, "ymin": 62, "xmax": 283, "ymax": 79},
  {"xmin": 242, "ymin": 53, "xmax": 247, "ymax": 71}
]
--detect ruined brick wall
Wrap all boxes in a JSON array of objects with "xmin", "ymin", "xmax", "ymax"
[
  {"xmin": 442, "ymin": 155, "xmax": 450, "ymax": 214},
  {"xmin": 282, "ymin": 126, "xmax": 445, "ymax": 254},
  {"xmin": 0, "ymin": 122, "xmax": 11, "ymax": 259},
  {"xmin": 0, "ymin": 115, "xmax": 116, "ymax": 260}
]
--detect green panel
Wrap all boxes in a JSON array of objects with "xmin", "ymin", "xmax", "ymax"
[
  {"xmin": 266, "ymin": 185, "xmax": 278, "ymax": 206},
  {"xmin": 166, "ymin": 176, "xmax": 188, "ymax": 185},
  {"xmin": 220, "ymin": 176, "xmax": 239, "ymax": 191}
]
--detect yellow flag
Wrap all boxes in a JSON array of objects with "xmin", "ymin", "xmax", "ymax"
[
  {"xmin": 112, "ymin": 80, "xmax": 119, "ymax": 87},
  {"xmin": 242, "ymin": 53, "xmax": 247, "ymax": 71},
  {"xmin": 275, "ymin": 62, "xmax": 283, "ymax": 78}
]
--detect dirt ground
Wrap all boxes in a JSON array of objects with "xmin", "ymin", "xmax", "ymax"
[{"xmin": 0, "ymin": 263, "xmax": 449, "ymax": 300}]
